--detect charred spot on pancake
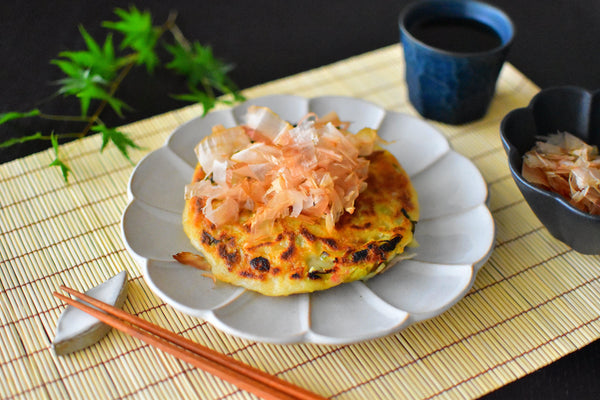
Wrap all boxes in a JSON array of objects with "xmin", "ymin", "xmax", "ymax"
[
  {"xmin": 290, "ymin": 272, "xmax": 302, "ymax": 279},
  {"xmin": 379, "ymin": 235, "xmax": 402, "ymax": 252},
  {"xmin": 250, "ymin": 256, "xmax": 270, "ymax": 272},
  {"xmin": 300, "ymin": 227, "xmax": 316, "ymax": 242},
  {"xmin": 281, "ymin": 241, "xmax": 296, "ymax": 260},
  {"xmin": 308, "ymin": 268, "xmax": 334, "ymax": 280},
  {"xmin": 191, "ymin": 198, "xmax": 208, "ymax": 221},
  {"xmin": 351, "ymin": 222, "xmax": 372, "ymax": 229},
  {"xmin": 271, "ymin": 267, "xmax": 281, "ymax": 275},
  {"xmin": 239, "ymin": 270, "xmax": 261, "ymax": 280},
  {"xmin": 401, "ymin": 208, "xmax": 418, "ymax": 233},
  {"xmin": 300, "ymin": 228, "xmax": 338, "ymax": 250},
  {"xmin": 349, "ymin": 243, "xmax": 388, "ymax": 264},
  {"xmin": 369, "ymin": 242, "xmax": 386, "ymax": 258},
  {"xmin": 218, "ymin": 243, "xmax": 240, "ymax": 267},
  {"xmin": 202, "ymin": 231, "xmax": 219, "ymax": 246},
  {"xmin": 308, "ymin": 271, "xmax": 321, "ymax": 280},
  {"xmin": 323, "ymin": 238, "xmax": 338, "ymax": 249},
  {"xmin": 352, "ymin": 249, "xmax": 369, "ymax": 263}
]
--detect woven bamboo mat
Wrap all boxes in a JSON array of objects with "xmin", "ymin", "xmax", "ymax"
[{"xmin": 1, "ymin": 45, "xmax": 599, "ymax": 400}]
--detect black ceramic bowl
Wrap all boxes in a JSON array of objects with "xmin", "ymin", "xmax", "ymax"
[{"xmin": 500, "ymin": 86, "xmax": 600, "ymax": 254}]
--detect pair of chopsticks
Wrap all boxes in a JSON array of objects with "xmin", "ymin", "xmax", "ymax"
[{"xmin": 54, "ymin": 286, "xmax": 326, "ymax": 400}]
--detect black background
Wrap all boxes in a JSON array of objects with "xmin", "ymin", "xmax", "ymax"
[{"xmin": 1, "ymin": 1, "xmax": 598, "ymax": 398}]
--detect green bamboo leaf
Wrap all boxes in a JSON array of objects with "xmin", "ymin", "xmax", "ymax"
[
  {"xmin": 165, "ymin": 41, "xmax": 243, "ymax": 114},
  {"xmin": 77, "ymin": 86, "xmax": 93, "ymax": 117},
  {"xmin": 104, "ymin": 95, "xmax": 130, "ymax": 117},
  {"xmin": 52, "ymin": 26, "xmax": 126, "ymax": 117},
  {"xmin": 49, "ymin": 133, "xmax": 71, "ymax": 182},
  {"xmin": 51, "ymin": 59, "xmax": 81, "ymax": 78},
  {"xmin": 56, "ymin": 72, "xmax": 103, "ymax": 116},
  {"xmin": 166, "ymin": 42, "xmax": 232, "ymax": 88},
  {"xmin": 54, "ymin": 27, "xmax": 120, "ymax": 81},
  {"xmin": 0, "ymin": 132, "xmax": 44, "ymax": 148},
  {"xmin": 102, "ymin": 6, "xmax": 159, "ymax": 72},
  {"xmin": 76, "ymin": 85, "xmax": 130, "ymax": 117},
  {"xmin": 79, "ymin": 25, "xmax": 102, "ymax": 56},
  {"xmin": 171, "ymin": 90, "xmax": 216, "ymax": 116},
  {"xmin": 0, "ymin": 109, "xmax": 41, "ymax": 125},
  {"xmin": 164, "ymin": 43, "xmax": 193, "ymax": 75},
  {"xmin": 91, "ymin": 124, "xmax": 141, "ymax": 162},
  {"xmin": 103, "ymin": 31, "xmax": 115, "ymax": 61},
  {"xmin": 55, "ymin": 68, "xmax": 128, "ymax": 116}
]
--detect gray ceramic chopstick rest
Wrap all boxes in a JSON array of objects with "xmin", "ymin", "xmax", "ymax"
[{"xmin": 52, "ymin": 271, "xmax": 129, "ymax": 355}]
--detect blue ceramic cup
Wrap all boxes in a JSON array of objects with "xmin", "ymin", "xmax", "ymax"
[{"xmin": 399, "ymin": 0, "xmax": 514, "ymax": 124}]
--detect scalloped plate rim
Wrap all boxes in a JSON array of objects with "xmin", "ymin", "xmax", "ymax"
[{"xmin": 121, "ymin": 94, "xmax": 495, "ymax": 344}]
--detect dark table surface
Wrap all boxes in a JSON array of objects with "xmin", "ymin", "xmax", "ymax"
[{"xmin": 1, "ymin": 1, "xmax": 598, "ymax": 398}]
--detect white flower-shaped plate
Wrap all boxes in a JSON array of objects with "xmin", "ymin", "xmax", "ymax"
[{"xmin": 122, "ymin": 95, "xmax": 495, "ymax": 345}]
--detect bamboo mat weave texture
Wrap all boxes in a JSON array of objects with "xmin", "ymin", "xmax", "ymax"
[{"xmin": 1, "ymin": 45, "xmax": 599, "ymax": 400}]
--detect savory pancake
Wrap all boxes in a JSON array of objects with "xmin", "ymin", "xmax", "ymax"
[{"xmin": 178, "ymin": 107, "xmax": 419, "ymax": 296}]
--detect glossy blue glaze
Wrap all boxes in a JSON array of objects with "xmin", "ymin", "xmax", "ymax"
[{"xmin": 399, "ymin": 0, "xmax": 514, "ymax": 124}]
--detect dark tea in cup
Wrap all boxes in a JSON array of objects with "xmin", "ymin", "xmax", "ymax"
[
  {"xmin": 399, "ymin": 0, "xmax": 514, "ymax": 124},
  {"xmin": 408, "ymin": 16, "xmax": 503, "ymax": 53}
]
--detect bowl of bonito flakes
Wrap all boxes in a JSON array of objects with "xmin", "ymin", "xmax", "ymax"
[{"xmin": 501, "ymin": 86, "xmax": 600, "ymax": 254}]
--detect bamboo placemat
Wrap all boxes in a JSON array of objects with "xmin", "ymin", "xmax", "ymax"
[{"xmin": 1, "ymin": 45, "xmax": 599, "ymax": 400}]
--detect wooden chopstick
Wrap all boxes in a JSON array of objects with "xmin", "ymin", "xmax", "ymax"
[{"xmin": 54, "ymin": 286, "xmax": 326, "ymax": 400}]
